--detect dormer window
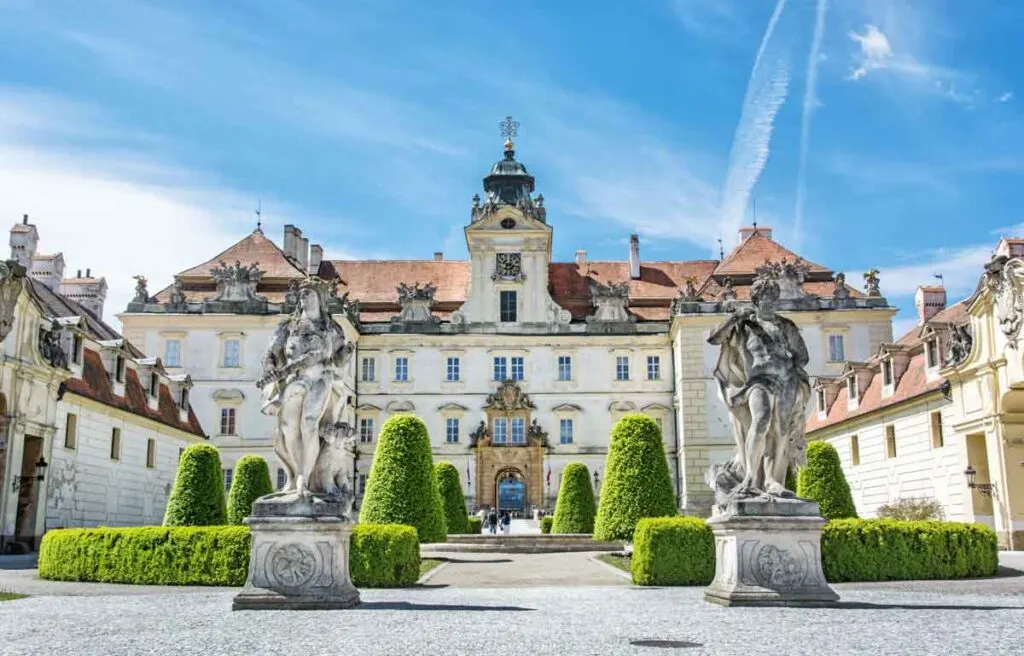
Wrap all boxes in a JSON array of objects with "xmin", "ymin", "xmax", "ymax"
[
  {"xmin": 71, "ymin": 334, "xmax": 82, "ymax": 365},
  {"xmin": 847, "ymin": 376, "xmax": 858, "ymax": 400},
  {"xmin": 149, "ymin": 373, "xmax": 159, "ymax": 397},
  {"xmin": 114, "ymin": 355, "xmax": 126, "ymax": 383},
  {"xmin": 882, "ymin": 359, "xmax": 894, "ymax": 386},
  {"xmin": 926, "ymin": 338, "xmax": 939, "ymax": 368},
  {"xmin": 816, "ymin": 389, "xmax": 826, "ymax": 413},
  {"xmin": 180, "ymin": 387, "xmax": 189, "ymax": 411}
]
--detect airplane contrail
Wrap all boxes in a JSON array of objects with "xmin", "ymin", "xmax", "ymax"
[{"xmin": 794, "ymin": 0, "xmax": 829, "ymax": 248}]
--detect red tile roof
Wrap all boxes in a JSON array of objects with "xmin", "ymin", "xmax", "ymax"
[
  {"xmin": 63, "ymin": 349, "xmax": 205, "ymax": 437},
  {"xmin": 177, "ymin": 229, "xmax": 305, "ymax": 279},
  {"xmin": 715, "ymin": 231, "xmax": 830, "ymax": 276}
]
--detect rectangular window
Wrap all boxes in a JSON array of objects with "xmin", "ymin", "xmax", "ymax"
[
  {"xmin": 223, "ymin": 338, "xmax": 241, "ymax": 368},
  {"xmin": 394, "ymin": 357, "xmax": 409, "ymax": 382},
  {"xmin": 850, "ymin": 434, "xmax": 860, "ymax": 466},
  {"xmin": 110, "ymin": 427, "xmax": 121, "ymax": 461},
  {"xmin": 828, "ymin": 334, "xmax": 845, "ymax": 362},
  {"xmin": 499, "ymin": 290, "xmax": 517, "ymax": 323},
  {"xmin": 511, "ymin": 356, "xmax": 524, "ymax": 381},
  {"xmin": 885, "ymin": 424, "xmax": 897, "ymax": 458},
  {"xmin": 559, "ymin": 418, "xmax": 574, "ymax": 445},
  {"xmin": 493, "ymin": 356, "xmax": 507, "ymax": 381},
  {"xmin": 446, "ymin": 417, "xmax": 460, "ymax": 443},
  {"xmin": 361, "ymin": 357, "xmax": 376, "ymax": 382},
  {"xmin": 930, "ymin": 411, "xmax": 944, "ymax": 448},
  {"xmin": 358, "ymin": 474, "xmax": 367, "ymax": 495},
  {"xmin": 359, "ymin": 418, "xmax": 375, "ymax": 444},
  {"xmin": 223, "ymin": 467, "xmax": 233, "ymax": 490},
  {"xmin": 146, "ymin": 438, "xmax": 156, "ymax": 468},
  {"xmin": 646, "ymin": 355, "xmax": 661, "ymax": 381},
  {"xmin": 149, "ymin": 373, "xmax": 159, "ymax": 397},
  {"xmin": 882, "ymin": 360, "xmax": 894, "ymax": 386},
  {"xmin": 557, "ymin": 356, "xmax": 572, "ymax": 381},
  {"xmin": 277, "ymin": 468, "xmax": 286, "ymax": 490},
  {"xmin": 220, "ymin": 408, "xmax": 237, "ymax": 436},
  {"xmin": 493, "ymin": 418, "xmax": 508, "ymax": 444},
  {"xmin": 511, "ymin": 417, "xmax": 525, "ymax": 444},
  {"xmin": 64, "ymin": 413, "xmax": 77, "ymax": 449},
  {"xmin": 164, "ymin": 339, "xmax": 181, "ymax": 367},
  {"xmin": 816, "ymin": 389, "xmax": 826, "ymax": 413},
  {"xmin": 180, "ymin": 387, "xmax": 189, "ymax": 411},
  {"xmin": 72, "ymin": 334, "xmax": 83, "ymax": 364},
  {"xmin": 847, "ymin": 376, "xmax": 858, "ymax": 401},
  {"xmin": 446, "ymin": 357, "xmax": 460, "ymax": 382},
  {"xmin": 926, "ymin": 339, "xmax": 939, "ymax": 368},
  {"xmin": 114, "ymin": 354, "xmax": 125, "ymax": 383},
  {"xmin": 615, "ymin": 356, "xmax": 630, "ymax": 381}
]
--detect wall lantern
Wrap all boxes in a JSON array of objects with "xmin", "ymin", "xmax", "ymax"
[
  {"xmin": 964, "ymin": 465, "xmax": 995, "ymax": 496},
  {"xmin": 11, "ymin": 456, "xmax": 48, "ymax": 492}
]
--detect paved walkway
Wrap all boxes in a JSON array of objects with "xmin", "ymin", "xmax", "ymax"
[{"xmin": 422, "ymin": 551, "xmax": 627, "ymax": 587}]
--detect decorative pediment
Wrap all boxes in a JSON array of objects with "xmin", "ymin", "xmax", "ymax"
[
  {"xmin": 209, "ymin": 260, "xmax": 265, "ymax": 302},
  {"xmin": 608, "ymin": 400, "xmax": 638, "ymax": 412},
  {"xmin": 484, "ymin": 380, "xmax": 534, "ymax": 411},
  {"xmin": 641, "ymin": 403, "xmax": 671, "ymax": 413},
  {"xmin": 357, "ymin": 403, "xmax": 382, "ymax": 412},
  {"xmin": 386, "ymin": 400, "xmax": 415, "ymax": 413},
  {"xmin": 438, "ymin": 402, "xmax": 469, "ymax": 412},
  {"xmin": 755, "ymin": 258, "xmax": 810, "ymax": 300},
  {"xmin": 211, "ymin": 388, "xmax": 245, "ymax": 403},
  {"xmin": 587, "ymin": 280, "xmax": 634, "ymax": 324},
  {"xmin": 551, "ymin": 403, "xmax": 582, "ymax": 413},
  {"xmin": 393, "ymin": 282, "xmax": 439, "ymax": 325}
]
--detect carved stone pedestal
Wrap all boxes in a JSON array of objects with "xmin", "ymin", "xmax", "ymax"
[
  {"xmin": 703, "ymin": 498, "xmax": 839, "ymax": 607},
  {"xmin": 232, "ymin": 497, "xmax": 360, "ymax": 611}
]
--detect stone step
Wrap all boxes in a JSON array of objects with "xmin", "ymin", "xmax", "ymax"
[{"xmin": 422, "ymin": 534, "xmax": 624, "ymax": 554}]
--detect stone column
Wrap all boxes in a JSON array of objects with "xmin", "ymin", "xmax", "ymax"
[
  {"xmin": 233, "ymin": 498, "xmax": 360, "ymax": 611},
  {"xmin": 704, "ymin": 499, "xmax": 838, "ymax": 607}
]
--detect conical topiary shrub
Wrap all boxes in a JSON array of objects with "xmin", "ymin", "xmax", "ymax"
[
  {"xmin": 552, "ymin": 462, "xmax": 597, "ymax": 534},
  {"xmin": 785, "ymin": 465, "xmax": 798, "ymax": 493},
  {"xmin": 164, "ymin": 443, "xmax": 227, "ymax": 526},
  {"xmin": 360, "ymin": 415, "xmax": 447, "ymax": 543},
  {"xmin": 227, "ymin": 455, "xmax": 274, "ymax": 525},
  {"xmin": 593, "ymin": 414, "xmax": 677, "ymax": 541},
  {"xmin": 435, "ymin": 461, "xmax": 471, "ymax": 535},
  {"xmin": 797, "ymin": 441, "xmax": 858, "ymax": 520}
]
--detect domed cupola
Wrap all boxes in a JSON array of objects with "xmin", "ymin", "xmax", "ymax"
[{"xmin": 472, "ymin": 117, "xmax": 546, "ymax": 223}]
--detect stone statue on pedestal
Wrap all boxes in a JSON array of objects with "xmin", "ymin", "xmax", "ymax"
[
  {"xmin": 234, "ymin": 275, "xmax": 360, "ymax": 611},
  {"xmin": 0, "ymin": 259, "xmax": 27, "ymax": 344},
  {"xmin": 703, "ymin": 265, "xmax": 838, "ymax": 607}
]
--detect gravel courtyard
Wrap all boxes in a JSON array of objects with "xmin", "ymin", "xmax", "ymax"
[{"xmin": 1, "ymin": 553, "xmax": 1022, "ymax": 656}]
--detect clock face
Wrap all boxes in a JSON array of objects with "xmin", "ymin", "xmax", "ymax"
[
  {"xmin": 500, "ymin": 217, "xmax": 516, "ymax": 229},
  {"xmin": 496, "ymin": 253, "xmax": 521, "ymax": 277}
]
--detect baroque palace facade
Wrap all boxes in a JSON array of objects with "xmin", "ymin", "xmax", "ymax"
[
  {"xmin": 119, "ymin": 133, "xmax": 895, "ymax": 515},
  {"xmin": 0, "ymin": 217, "xmax": 206, "ymax": 552},
  {"xmin": 807, "ymin": 238, "xmax": 1024, "ymax": 549}
]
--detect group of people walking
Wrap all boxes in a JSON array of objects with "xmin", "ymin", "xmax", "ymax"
[{"xmin": 485, "ymin": 509, "xmax": 511, "ymax": 535}]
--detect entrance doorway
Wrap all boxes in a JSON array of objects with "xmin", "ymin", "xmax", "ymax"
[
  {"xmin": 14, "ymin": 435, "xmax": 44, "ymax": 548},
  {"xmin": 496, "ymin": 470, "xmax": 526, "ymax": 513}
]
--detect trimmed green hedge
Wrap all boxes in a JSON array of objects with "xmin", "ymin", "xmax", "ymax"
[
  {"xmin": 39, "ymin": 523, "xmax": 422, "ymax": 588},
  {"xmin": 349, "ymin": 524, "xmax": 421, "ymax": 587},
  {"xmin": 540, "ymin": 516, "xmax": 553, "ymax": 534},
  {"xmin": 552, "ymin": 462, "xmax": 596, "ymax": 534},
  {"xmin": 631, "ymin": 517, "xmax": 714, "ymax": 586},
  {"xmin": 593, "ymin": 415, "xmax": 677, "ymax": 541},
  {"xmin": 798, "ymin": 441, "xmax": 857, "ymax": 520},
  {"xmin": 468, "ymin": 517, "xmax": 483, "ymax": 534},
  {"xmin": 627, "ymin": 517, "xmax": 998, "ymax": 585},
  {"xmin": 822, "ymin": 519, "xmax": 998, "ymax": 582},
  {"xmin": 164, "ymin": 443, "xmax": 227, "ymax": 527},
  {"xmin": 434, "ymin": 462, "xmax": 471, "ymax": 534},
  {"xmin": 360, "ymin": 415, "xmax": 447, "ymax": 544},
  {"xmin": 227, "ymin": 455, "xmax": 274, "ymax": 525}
]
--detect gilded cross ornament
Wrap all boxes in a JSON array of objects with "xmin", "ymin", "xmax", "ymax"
[{"xmin": 499, "ymin": 116, "xmax": 520, "ymax": 140}]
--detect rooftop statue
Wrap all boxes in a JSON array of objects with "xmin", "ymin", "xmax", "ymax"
[
  {"xmin": 0, "ymin": 259, "xmax": 27, "ymax": 343},
  {"xmin": 706, "ymin": 266, "xmax": 811, "ymax": 506},
  {"xmin": 258, "ymin": 276, "xmax": 357, "ymax": 506}
]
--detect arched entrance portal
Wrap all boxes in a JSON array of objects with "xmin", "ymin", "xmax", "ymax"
[{"xmin": 496, "ymin": 469, "xmax": 526, "ymax": 512}]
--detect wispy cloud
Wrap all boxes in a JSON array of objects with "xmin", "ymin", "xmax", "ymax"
[
  {"xmin": 720, "ymin": 0, "xmax": 791, "ymax": 247},
  {"xmin": 998, "ymin": 91, "xmax": 1014, "ymax": 103},
  {"xmin": 858, "ymin": 243, "xmax": 995, "ymax": 300},
  {"xmin": 793, "ymin": 0, "xmax": 829, "ymax": 247},
  {"xmin": 670, "ymin": 0, "xmax": 742, "ymax": 39}
]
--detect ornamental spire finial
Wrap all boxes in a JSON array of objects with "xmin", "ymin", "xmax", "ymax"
[{"xmin": 499, "ymin": 115, "xmax": 519, "ymax": 153}]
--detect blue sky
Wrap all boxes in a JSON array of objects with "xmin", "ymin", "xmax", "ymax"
[{"xmin": 1, "ymin": 0, "xmax": 1022, "ymax": 335}]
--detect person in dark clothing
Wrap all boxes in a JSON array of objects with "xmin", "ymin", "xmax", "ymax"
[{"xmin": 487, "ymin": 509, "xmax": 499, "ymax": 535}]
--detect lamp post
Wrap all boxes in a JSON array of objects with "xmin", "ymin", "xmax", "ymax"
[
  {"xmin": 11, "ymin": 456, "xmax": 48, "ymax": 492},
  {"xmin": 593, "ymin": 469, "xmax": 600, "ymax": 498},
  {"xmin": 964, "ymin": 465, "xmax": 996, "ymax": 496}
]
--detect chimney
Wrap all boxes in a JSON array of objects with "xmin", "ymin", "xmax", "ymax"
[
  {"xmin": 915, "ymin": 285, "xmax": 947, "ymax": 325},
  {"xmin": 629, "ymin": 234, "xmax": 640, "ymax": 279},
  {"xmin": 296, "ymin": 234, "xmax": 309, "ymax": 272},
  {"xmin": 433, "ymin": 252, "xmax": 443, "ymax": 261},
  {"xmin": 60, "ymin": 274, "xmax": 108, "ymax": 318},
  {"xmin": 30, "ymin": 252, "xmax": 65, "ymax": 292},
  {"xmin": 77, "ymin": 269, "xmax": 82, "ymax": 278},
  {"xmin": 283, "ymin": 225, "xmax": 298, "ymax": 262},
  {"xmin": 86, "ymin": 268, "xmax": 91, "ymax": 278},
  {"xmin": 309, "ymin": 244, "xmax": 323, "ymax": 274},
  {"xmin": 575, "ymin": 250, "xmax": 587, "ymax": 266},
  {"xmin": 9, "ymin": 215, "xmax": 39, "ymax": 268},
  {"xmin": 739, "ymin": 225, "xmax": 773, "ymax": 242}
]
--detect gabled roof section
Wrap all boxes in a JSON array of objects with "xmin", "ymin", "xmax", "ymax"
[
  {"xmin": 714, "ymin": 231, "xmax": 830, "ymax": 277},
  {"xmin": 176, "ymin": 229, "xmax": 306, "ymax": 280},
  {"xmin": 318, "ymin": 260, "xmax": 470, "ymax": 306}
]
